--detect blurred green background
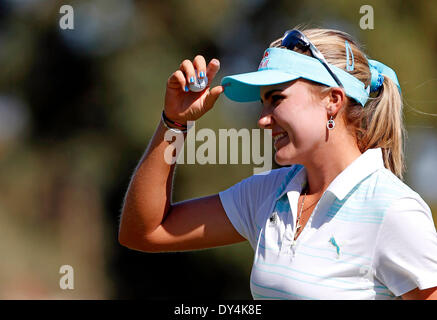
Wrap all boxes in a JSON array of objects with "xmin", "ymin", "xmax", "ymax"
[{"xmin": 0, "ymin": 0, "xmax": 436, "ymax": 299}]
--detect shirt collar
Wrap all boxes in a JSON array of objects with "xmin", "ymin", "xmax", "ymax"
[
  {"xmin": 326, "ymin": 147, "xmax": 384, "ymax": 200},
  {"xmin": 275, "ymin": 148, "xmax": 385, "ymax": 201},
  {"xmin": 275, "ymin": 164, "xmax": 306, "ymax": 200}
]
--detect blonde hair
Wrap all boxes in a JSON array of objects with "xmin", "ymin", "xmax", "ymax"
[{"xmin": 270, "ymin": 27, "xmax": 406, "ymax": 180}]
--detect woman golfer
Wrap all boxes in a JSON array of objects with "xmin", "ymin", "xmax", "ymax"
[{"xmin": 118, "ymin": 27, "xmax": 437, "ymax": 300}]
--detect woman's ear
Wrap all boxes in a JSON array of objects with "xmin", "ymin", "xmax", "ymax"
[{"xmin": 327, "ymin": 87, "xmax": 346, "ymax": 116}]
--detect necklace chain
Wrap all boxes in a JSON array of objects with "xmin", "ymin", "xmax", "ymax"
[
  {"xmin": 295, "ymin": 184, "xmax": 308, "ymax": 240},
  {"xmin": 294, "ymin": 184, "xmax": 324, "ymax": 240}
]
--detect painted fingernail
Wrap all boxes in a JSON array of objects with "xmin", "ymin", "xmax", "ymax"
[
  {"xmin": 185, "ymin": 85, "xmax": 189, "ymax": 92},
  {"xmin": 199, "ymin": 71, "xmax": 205, "ymax": 78},
  {"xmin": 189, "ymin": 76, "xmax": 195, "ymax": 84}
]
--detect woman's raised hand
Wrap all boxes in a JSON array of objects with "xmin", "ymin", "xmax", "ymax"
[{"xmin": 164, "ymin": 55, "xmax": 224, "ymax": 125}]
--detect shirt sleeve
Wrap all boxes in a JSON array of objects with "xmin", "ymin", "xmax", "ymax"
[
  {"xmin": 373, "ymin": 196, "xmax": 437, "ymax": 297},
  {"xmin": 219, "ymin": 168, "xmax": 290, "ymax": 249}
]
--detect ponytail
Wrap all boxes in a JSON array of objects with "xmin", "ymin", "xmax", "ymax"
[{"xmin": 346, "ymin": 74, "xmax": 406, "ymax": 180}]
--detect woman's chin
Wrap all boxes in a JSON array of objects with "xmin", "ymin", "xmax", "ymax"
[
  {"xmin": 273, "ymin": 137, "xmax": 296, "ymax": 166},
  {"xmin": 274, "ymin": 148, "xmax": 294, "ymax": 166}
]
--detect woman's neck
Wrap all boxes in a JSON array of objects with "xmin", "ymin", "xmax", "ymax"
[{"xmin": 303, "ymin": 142, "xmax": 362, "ymax": 196}]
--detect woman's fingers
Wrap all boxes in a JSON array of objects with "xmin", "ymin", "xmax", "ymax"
[
  {"xmin": 177, "ymin": 56, "xmax": 221, "ymax": 92},
  {"xmin": 205, "ymin": 58, "xmax": 220, "ymax": 85},
  {"xmin": 180, "ymin": 59, "xmax": 197, "ymax": 87},
  {"xmin": 193, "ymin": 55, "xmax": 207, "ymax": 80},
  {"xmin": 203, "ymin": 85, "xmax": 224, "ymax": 111},
  {"xmin": 168, "ymin": 70, "xmax": 187, "ymax": 92}
]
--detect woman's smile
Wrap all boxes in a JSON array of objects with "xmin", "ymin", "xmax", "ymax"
[{"xmin": 272, "ymin": 131, "xmax": 289, "ymax": 150}]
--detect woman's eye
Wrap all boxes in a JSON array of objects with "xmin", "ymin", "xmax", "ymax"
[{"xmin": 271, "ymin": 95, "xmax": 284, "ymax": 104}]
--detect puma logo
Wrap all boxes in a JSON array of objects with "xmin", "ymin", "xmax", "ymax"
[{"xmin": 329, "ymin": 236, "xmax": 341, "ymax": 259}]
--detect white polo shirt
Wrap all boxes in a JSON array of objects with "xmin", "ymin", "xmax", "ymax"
[{"xmin": 219, "ymin": 148, "xmax": 437, "ymax": 300}]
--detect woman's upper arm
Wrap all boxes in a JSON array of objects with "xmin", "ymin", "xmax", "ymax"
[
  {"xmin": 129, "ymin": 194, "xmax": 246, "ymax": 252},
  {"xmin": 373, "ymin": 196, "xmax": 437, "ymax": 297},
  {"xmin": 402, "ymin": 286, "xmax": 437, "ymax": 300}
]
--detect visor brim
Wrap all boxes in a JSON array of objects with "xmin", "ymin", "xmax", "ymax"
[{"xmin": 221, "ymin": 69, "xmax": 300, "ymax": 102}]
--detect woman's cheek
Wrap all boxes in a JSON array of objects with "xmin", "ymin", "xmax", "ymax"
[{"xmin": 295, "ymin": 121, "xmax": 322, "ymax": 146}]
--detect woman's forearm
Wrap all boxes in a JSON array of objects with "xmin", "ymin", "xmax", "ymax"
[
  {"xmin": 118, "ymin": 56, "xmax": 222, "ymax": 248},
  {"xmin": 118, "ymin": 119, "xmax": 184, "ymax": 245}
]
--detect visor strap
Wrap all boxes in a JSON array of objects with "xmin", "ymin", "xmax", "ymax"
[{"xmin": 368, "ymin": 59, "xmax": 401, "ymax": 93}]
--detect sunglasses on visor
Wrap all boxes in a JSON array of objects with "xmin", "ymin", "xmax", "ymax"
[{"xmin": 281, "ymin": 30, "xmax": 344, "ymax": 88}]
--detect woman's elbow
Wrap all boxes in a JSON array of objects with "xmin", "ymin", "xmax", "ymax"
[
  {"xmin": 117, "ymin": 206, "xmax": 167, "ymax": 253},
  {"xmin": 118, "ymin": 226, "xmax": 160, "ymax": 253}
]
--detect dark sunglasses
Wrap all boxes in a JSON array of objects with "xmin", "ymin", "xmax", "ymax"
[{"xmin": 282, "ymin": 30, "xmax": 344, "ymax": 88}]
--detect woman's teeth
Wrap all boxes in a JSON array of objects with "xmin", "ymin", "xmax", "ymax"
[{"xmin": 273, "ymin": 132, "xmax": 288, "ymax": 144}]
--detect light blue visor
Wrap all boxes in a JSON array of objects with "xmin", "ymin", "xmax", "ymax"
[{"xmin": 221, "ymin": 47, "xmax": 370, "ymax": 106}]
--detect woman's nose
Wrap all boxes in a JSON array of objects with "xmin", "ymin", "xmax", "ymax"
[{"xmin": 258, "ymin": 107, "xmax": 273, "ymax": 129}]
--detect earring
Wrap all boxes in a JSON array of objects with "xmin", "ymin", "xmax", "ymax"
[{"xmin": 327, "ymin": 115, "xmax": 335, "ymax": 130}]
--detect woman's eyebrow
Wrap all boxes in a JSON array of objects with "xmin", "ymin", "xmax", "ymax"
[{"xmin": 260, "ymin": 89, "xmax": 282, "ymax": 104}]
